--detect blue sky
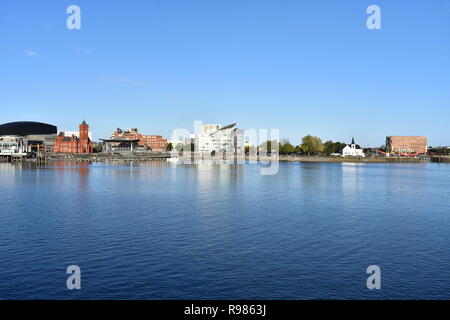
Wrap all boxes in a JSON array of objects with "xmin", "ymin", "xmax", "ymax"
[{"xmin": 1, "ymin": 0, "xmax": 449, "ymax": 146}]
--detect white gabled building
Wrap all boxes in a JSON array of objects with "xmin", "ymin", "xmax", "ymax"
[{"xmin": 341, "ymin": 137, "xmax": 365, "ymax": 157}]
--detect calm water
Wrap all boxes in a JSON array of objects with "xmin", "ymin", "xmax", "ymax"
[{"xmin": 0, "ymin": 161, "xmax": 449, "ymax": 299}]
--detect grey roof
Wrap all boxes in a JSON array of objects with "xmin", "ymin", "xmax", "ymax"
[
  {"xmin": 219, "ymin": 123, "xmax": 237, "ymax": 130},
  {"xmin": 100, "ymin": 138, "xmax": 140, "ymax": 143},
  {"xmin": 0, "ymin": 121, "xmax": 57, "ymax": 136}
]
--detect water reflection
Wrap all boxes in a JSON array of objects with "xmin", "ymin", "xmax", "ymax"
[
  {"xmin": 0, "ymin": 161, "xmax": 434, "ymax": 203},
  {"xmin": 341, "ymin": 162, "xmax": 364, "ymax": 195},
  {"xmin": 1, "ymin": 160, "xmax": 450, "ymax": 299},
  {"xmin": 383, "ymin": 163, "xmax": 428, "ymax": 200},
  {"xmin": 184, "ymin": 163, "xmax": 244, "ymax": 194}
]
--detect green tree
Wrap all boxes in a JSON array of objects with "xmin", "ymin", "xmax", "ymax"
[
  {"xmin": 166, "ymin": 142, "xmax": 173, "ymax": 151},
  {"xmin": 323, "ymin": 140, "xmax": 334, "ymax": 155},
  {"xmin": 322, "ymin": 140, "xmax": 346, "ymax": 155},
  {"xmin": 300, "ymin": 135, "xmax": 323, "ymax": 155},
  {"xmin": 280, "ymin": 142, "xmax": 295, "ymax": 154},
  {"xmin": 333, "ymin": 142, "xmax": 346, "ymax": 154},
  {"xmin": 92, "ymin": 142, "xmax": 103, "ymax": 153}
]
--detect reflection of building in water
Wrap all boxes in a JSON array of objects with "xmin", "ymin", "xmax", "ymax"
[
  {"xmin": 187, "ymin": 163, "xmax": 244, "ymax": 193},
  {"xmin": 0, "ymin": 162, "xmax": 23, "ymax": 173},
  {"xmin": 341, "ymin": 162, "xmax": 364, "ymax": 196},
  {"xmin": 0, "ymin": 121, "xmax": 57, "ymax": 156},
  {"xmin": 77, "ymin": 165, "xmax": 90, "ymax": 191}
]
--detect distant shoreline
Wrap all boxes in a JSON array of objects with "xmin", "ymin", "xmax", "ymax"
[
  {"xmin": 3, "ymin": 153, "xmax": 449, "ymax": 164},
  {"xmin": 278, "ymin": 155, "xmax": 434, "ymax": 163}
]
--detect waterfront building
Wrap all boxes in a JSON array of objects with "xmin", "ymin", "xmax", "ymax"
[
  {"xmin": 0, "ymin": 121, "xmax": 57, "ymax": 155},
  {"xmin": 54, "ymin": 120, "xmax": 93, "ymax": 154},
  {"xmin": 340, "ymin": 138, "xmax": 365, "ymax": 157},
  {"xmin": 194, "ymin": 123, "xmax": 244, "ymax": 154},
  {"xmin": 100, "ymin": 138, "xmax": 140, "ymax": 153},
  {"xmin": 110, "ymin": 128, "xmax": 168, "ymax": 151},
  {"xmin": 427, "ymin": 146, "xmax": 450, "ymax": 156},
  {"xmin": 0, "ymin": 136, "xmax": 27, "ymax": 156},
  {"xmin": 386, "ymin": 136, "xmax": 428, "ymax": 155}
]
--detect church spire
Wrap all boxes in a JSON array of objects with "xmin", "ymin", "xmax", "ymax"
[{"xmin": 351, "ymin": 137, "xmax": 355, "ymax": 145}]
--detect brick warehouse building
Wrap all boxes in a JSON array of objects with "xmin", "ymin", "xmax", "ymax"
[
  {"xmin": 54, "ymin": 120, "xmax": 93, "ymax": 153},
  {"xmin": 386, "ymin": 136, "xmax": 428, "ymax": 154},
  {"xmin": 110, "ymin": 128, "xmax": 168, "ymax": 151}
]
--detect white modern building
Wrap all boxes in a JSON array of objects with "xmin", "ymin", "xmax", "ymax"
[
  {"xmin": 194, "ymin": 123, "xmax": 244, "ymax": 154},
  {"xmin": 341, "ymin": 138, "xmax": 365, "ymax": 157},
  {"xmin": 0, "ymin": 136, "xmax": 27, "ymax": 156},
  {"xmin": 201, "ymin": 124, "xmax": 221, "ymax": 135}
]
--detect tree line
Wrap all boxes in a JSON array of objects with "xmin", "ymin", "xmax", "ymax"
[
  {"xmin": 168, "ymin": 135, "xmax": 349, "ymax": 156},
  {"xmin": 251, "ymin": 135, "xmax": 348, "ymax": 155}
]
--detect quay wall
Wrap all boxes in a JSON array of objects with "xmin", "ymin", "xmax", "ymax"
[
  {"xmin": 431, "ymin": 156, "xmax": 450, "ymax": 163},
  {"xmin": 178, "ymin": 153, "xmax": 430, "ymax": 163},
  {"xmin": 43, "ymin": 152, "xmax": 171, "ymax": 162},
  {"xmin": 278, "ymin": 155, "xmax": 429, "ymax": 163},
  {"xmin": 3, "ymin": 153, "xmax": 446, "ymax": 164}
]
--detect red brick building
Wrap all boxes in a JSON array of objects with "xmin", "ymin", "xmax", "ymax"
[
  {"xmin": 386, "ymin": 136, "xmax": 428, "ymax": 154},
  {"xmin": 110, "ymin": 128, "xmax": 168, "ymax": 151},
  {"xmin": 54, "ymin": 121, "xmax": 93, "ymax": 154}
]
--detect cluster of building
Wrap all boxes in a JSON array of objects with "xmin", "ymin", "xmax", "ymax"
[
  {"xmin": 0, "ymin": 121, "xmax": 57, "ymax": 156},
  {"xmin": 0, "ymin": 119, "xmax": 432, "ymax": 159},
  {"xmin": 337, "ymin": 136, "xmax": 428, "ymax": 157},
  {"xmin": 0, "ymin": 120, "xmax": 169, "ymax": 157}
]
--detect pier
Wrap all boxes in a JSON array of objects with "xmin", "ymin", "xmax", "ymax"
[
  {"xmin": 431, "ymin": 156, "xmax": 450, "ymax": 163},
  {"xmin": 0, "ymin": 154, "xmax": 26, "ymax": 163}
]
